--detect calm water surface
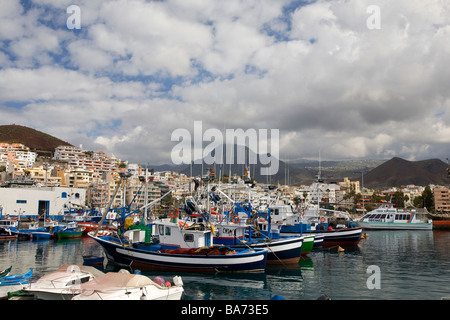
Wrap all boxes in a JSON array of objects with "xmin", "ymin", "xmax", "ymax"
[{"xmin": 1, "ymin": 230, "xmax": 449, "ymax": 300}]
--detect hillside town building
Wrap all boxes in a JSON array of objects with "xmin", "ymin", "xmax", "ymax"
[
  {"xmin": 434, "ymin": 186, "xmax": 450, "ymax": 213},
  {"xmin": 1, "ymin": 142, "xmax": 449, "ymax": 218}
]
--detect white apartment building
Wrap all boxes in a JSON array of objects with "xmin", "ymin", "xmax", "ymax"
[
  {"xmin": 54, "ymin": 145, "xmax": 120, "ymax": 173},
  {"xmin": 0, "ymin": 143, "xmax": 37, "ymax": 171}
]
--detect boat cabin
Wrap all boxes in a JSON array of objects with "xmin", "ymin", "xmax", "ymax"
[
  {"xmin": 0, "ymin": 219, "xmax": 19, "ymax": 231},
  {"xmin": 123, "ymin": 220, "xmax": 214, "ymax": 249},
  {"xmin": 213, "ymin": 223, "xmax": 246, "ymax": 245},
  {"xmin": 154, "ymin": 221, "xmax": 213, "ymax": 249},
  {"xmin": 268, "ymin": 204, "xmax": 299, "ymax": 224}
]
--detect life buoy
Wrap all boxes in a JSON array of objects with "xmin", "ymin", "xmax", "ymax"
[
  {"xmin": 46, "ymin": 218, "xmax": 51, "ymax": 223},
  {"xmin": 169, "ymin": 208, "xmax": 179, "ymax": 219},
  {"xmin": 320, "ymin": 216, "xmax": 326, "ymax": 223},
  {"xmin": 232, "ymin": 215, "xmax": 240, "ymax": 224}
]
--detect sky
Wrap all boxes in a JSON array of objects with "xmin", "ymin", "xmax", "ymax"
[{"xmin": 1, "ymin": 0, "xmax": 450, "ymax": 166}]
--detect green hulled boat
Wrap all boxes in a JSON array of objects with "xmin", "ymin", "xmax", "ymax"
[
  {"xmin": 55, "ymin": 227, "xmax": 85, "ymax": 239},
  {"xmin": 301, "ymin": 235, "xmax": 315, "ymax": 255}
]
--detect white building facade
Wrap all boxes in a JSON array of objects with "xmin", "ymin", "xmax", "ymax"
[{"xmin": 0, "ymin": 186, "xmax": 86, "ymax": 220}]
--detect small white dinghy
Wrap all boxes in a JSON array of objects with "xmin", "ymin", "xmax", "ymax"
[{"xmin": 72, "ymin": 271, "xmax": 184, "ymax": 300}]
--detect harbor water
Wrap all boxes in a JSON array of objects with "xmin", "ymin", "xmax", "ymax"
[{"xmin": 1, "ymin": 230, "xmax": 449, "ymax": 300}]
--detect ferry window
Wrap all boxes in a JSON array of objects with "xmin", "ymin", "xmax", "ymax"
[
  {"xmin": 75, "ymin": 193, "xmax": 80, "ymax": 198},
  {"xmin": 184, "ymin": 234, "xmax": 194, "ymax": 242},
  {"xmin": 165, "ymin": 227, "xmax": 171, "ymax": 236},
  {"xmin": 274, "ymin": 209, "xmax": 279, "ymax": 215},
  {"xmin": 158, "ymin": 225, "xmax": 164, "ymax": 235},
  {"xmin": 380, "ymin": 214, "xmax": 386, "ymax": 219},
  {"xmin": 16, "ymin": 200, "xmax": 27, "ymax": 204}
]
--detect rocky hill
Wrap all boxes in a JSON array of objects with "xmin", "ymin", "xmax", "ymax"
[
  {"xmin": 0, "ymin": 124, "xmax": 72, "ymax": 156},
  {"xmin": 363, "ymin": 157, "xmax": 449, "ymax": 188}
]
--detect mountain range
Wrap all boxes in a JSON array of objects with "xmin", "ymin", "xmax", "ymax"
[{"xmin": 1, "ymin": 124, "xmax": 448, "ymax": 188}]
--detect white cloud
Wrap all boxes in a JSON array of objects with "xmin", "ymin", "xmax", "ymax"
[{"xmin": 1, "ymin": 0, "xmax": 450, "ymax": 166}]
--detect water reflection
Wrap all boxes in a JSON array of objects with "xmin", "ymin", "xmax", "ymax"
[{"xmin": 1, "ymin": 230, "xmax": 449, "ymax": 300}]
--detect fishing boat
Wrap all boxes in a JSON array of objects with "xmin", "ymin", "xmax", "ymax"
[
  {"xmin": 356, "ymin": 203, "xmax": 432, "ymax": 230},
  {"xmin": 72, "ymin": 271, "xmax": 184, "ymax": 300},
  {"xmin": 203, "ymin": 188, "xmax": 304, "ymax": 264},
  {"xmin": 25, "ymin": 264, "xmax": 105, "ymax": 300},
  {"xmin": 88, "ymin": 174, "xmax": 268, "ymax": 272},
  {"xmin": 82, "ymin": 255, "xmax": 105, "ymax": 266},
  {"xmin": 213, "ymin": 218, "xmax": 304, "ymax": 264},
  {"xmin": 0, "ymin": 227, "xmax": 17, "ymax": 240},
  {"xmin": 0, "ymin": 268, "xmax": 35, "ymax": 299},
  {"xmin": 89, "ymin": 218, "xmax": 268, "ymax": 272},
  {"xmin": 77, "ymin": 210, "xmax": 118, "ymax": 234},
  {"xmin": 55, "ymin": 225, "xmax": 85, "ymax": 239},
  {"xmin": 0, "ymin": 266, "xmax": 12, "ymax": 278},
  {"xmin": 269, "ymin": 203, "xmax": 362, "ymax": 247},
  {"xmin": 28, "ymin": 220, "xmax": 66, "ymax": 239}
]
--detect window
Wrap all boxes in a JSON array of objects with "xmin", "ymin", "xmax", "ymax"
[
  {"xmin": 184, "ymin": 234, "xmax": 194, "ymax": 242},
  {"xmin": 61, "ymin": 192, "xmax": 67, "ymax": 198},
  {"xmin": 165, "ymin": 227, "xmax": 171, "ymax": 236},
  {"xmin": 16, "ymin": 200, "xmax": 27, "ymax": 204}
]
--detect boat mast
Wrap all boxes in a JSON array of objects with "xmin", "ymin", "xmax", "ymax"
[{"xmin": 316, "ymin": 151, "xmax": 322, "ymax": 216}]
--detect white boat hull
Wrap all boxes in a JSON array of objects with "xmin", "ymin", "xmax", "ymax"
[
  {"xmin": 72, "ymin": 285, "xmax": 184, "ymax": 300},
  {"xmin": 357, "ymin": 221, "xmax": 432, "ymax": 230}
]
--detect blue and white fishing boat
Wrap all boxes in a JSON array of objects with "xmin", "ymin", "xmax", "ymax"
[
  {"xmin": 0, "ymin": 268, "xmax": 35, "ymax": 299},
  {"xmin": 356, "ymin": 203, "xmax": 432, "ymax": 230},
  {"xmin": 88, "ymin": 172, "xmax": 268, "ymax": 273},
  {"xmin": 181, "ymin": 183, "xmax": 305, "ymax": 264},
  {"xmin": 28, "ymin": 220, "xmax": 63, "ymax": 239},
  {"xmin": 0, "ymin": 219, "xmax": 19, "ymax": 240},
  {"xmin": 270, "ymin": 203, "xmax": 362, "ymax": 247},
  {"xmin": 89, "ymin": 218, "xmax": 267, "ymax": 272}
]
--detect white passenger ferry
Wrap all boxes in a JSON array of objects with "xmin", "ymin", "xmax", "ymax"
[{"xmin": 357, "ymin": 203, "xmax": 432, "ymax": 230}]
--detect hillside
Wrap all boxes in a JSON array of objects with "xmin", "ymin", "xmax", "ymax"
[
  {"xmin": 363, "ymin": 157, "xmax": 449, "ymax": 188},
  {"xmin": 0, "ymin": 124, "xmax": 73, "ymax": 156}
]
